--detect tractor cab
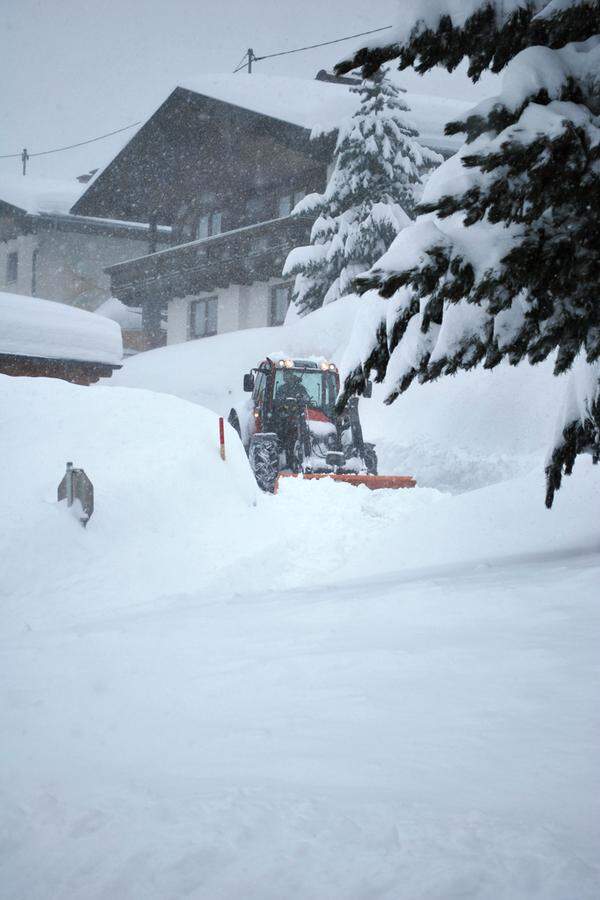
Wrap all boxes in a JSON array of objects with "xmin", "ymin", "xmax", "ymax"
[{"xmin": 245, "ymin": 357, "xmax": 340, "ymax": 434}]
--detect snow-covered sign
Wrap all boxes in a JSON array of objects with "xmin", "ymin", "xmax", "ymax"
[
  {"xmin": 0, "ymin": 291, "xmax": 122, "ymax": 368},
  {"xmin": 57, "ymin": 462, "xmax": 94, "ymax": 527}
]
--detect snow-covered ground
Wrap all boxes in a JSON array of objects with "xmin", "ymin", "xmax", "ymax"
[{"xmin": 1, "ymin": 361, "xmax": 599, "ymax": 898}]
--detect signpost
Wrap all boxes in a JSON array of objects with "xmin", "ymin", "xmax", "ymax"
[{"xmin": 57, "ymin": 462, "xmax": 94, "ymax": 527}]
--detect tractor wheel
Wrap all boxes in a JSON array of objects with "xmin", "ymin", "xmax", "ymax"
[
  {"xmin": 363, "ymin": 444, "xmax": 378, "ymax": 475},
  {"xmin": 249, "ymin": 433, "xmax": 280, "ymax": 493}
]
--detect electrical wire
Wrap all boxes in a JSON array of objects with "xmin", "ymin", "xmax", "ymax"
[
  {"xmin": 253, "ymin": 25, "xmax": 392, "ymax": 62},
  {"xmin": 2, "ymin": 24, "xmax": 391, "ymax": 160},
  {"xmin": 232, "ymin": 50, "xmax": 249, "ymax": 73},
  {"xmin": 0, "ymin": 121, "xmax": 141, "ymax": 161},
  {"xmin": 232, "ymin": 23, "xmax": 391, "ymax": 73}
]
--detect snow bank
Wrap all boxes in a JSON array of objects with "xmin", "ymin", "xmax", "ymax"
[
  {"xmin": 111, "ymin": 297, "xmax": 567, "ymax": 493},
  {"xmin": 3, "ymin": 368, "xmax": 596, "ymax": 622},
  {"xmin": 0, "ymin": 375, "xmax": 256, "ymax": 626},
  {"xmin": 0, "ymin": 291, "xmax": 123, "ymax": 366}
]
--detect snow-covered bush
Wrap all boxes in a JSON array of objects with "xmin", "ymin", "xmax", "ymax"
[
  {"xmin": 283, "ymin": 70, "xmax": 441, "ymax": 316},
  {"xmin": 335, "ymin": 0, "xmax": 600, "ymax": 506}
]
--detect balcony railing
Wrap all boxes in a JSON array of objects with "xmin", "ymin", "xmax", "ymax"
[{"xmin": 106, "ymin": 215, "xmax": 313, "ymax": 306}]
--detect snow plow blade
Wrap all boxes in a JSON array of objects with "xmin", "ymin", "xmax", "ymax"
[{"xmin": 275, "ymin": 473, "xmax": 416, "ymax": 492}]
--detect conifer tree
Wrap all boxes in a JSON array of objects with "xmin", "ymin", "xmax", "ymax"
[
  {"xmin": 335, "ymin": 0, "xmax": 600, "ymax": 505},
  {"xmin": 283, "ymin": 71, "xmax": 441, "ymax": 316}
]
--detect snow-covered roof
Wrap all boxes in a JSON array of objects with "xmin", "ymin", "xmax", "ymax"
[
  {"xmin": 178, "ymin": 73, "xmax": 469, "ymax": 153},
  {"xmin": 78, "ymin": 74, "xmax": 469, "ymax": 210},
  {"xmin": 0, "ymin": 291, "xmax": 122, "ymax": 367},
  {"xmin": 180, "ymin": 73, "xmax": 358, "ymax": 131},
  {"xmin": 0, "ymin": 174, "xmax": 83, "ymax": 216}
]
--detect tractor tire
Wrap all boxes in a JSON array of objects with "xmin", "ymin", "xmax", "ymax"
[
  {"xmin": 249, "ymin": 433, "xmax": 280, "ymax": 493},
  {"xmin": 363, "ymin": 444, "xmax": 378, "ymax": 475}
]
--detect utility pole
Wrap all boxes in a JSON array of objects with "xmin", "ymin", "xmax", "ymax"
[
  {"xmin": 247, "ymin": 48, "xmax": 255, "ymax": 73},
  {"xmin": 21, "ymin": 148, "xmax": 29, "ymax": 176}
]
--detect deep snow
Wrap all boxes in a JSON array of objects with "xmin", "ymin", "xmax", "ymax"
[
  {"xmin": 1, "ymin": 371, "xmax": 599, "ymax": 898},
  {"xmin": 110, "ymin": 297, "xmax": 567, "ymax": 493}
]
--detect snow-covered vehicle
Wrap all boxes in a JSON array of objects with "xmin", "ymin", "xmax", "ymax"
[{"xmin": 228, "ymin": 355, "xmax": 414, "ymax": 493}]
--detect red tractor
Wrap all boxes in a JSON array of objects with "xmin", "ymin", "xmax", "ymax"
[{"xmin": 228, "ymin": 355, "xmax": 415, "ymax": 493}]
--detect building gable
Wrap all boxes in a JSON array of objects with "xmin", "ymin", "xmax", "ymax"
[{"xmin": 72, "ymin": 88, "xmax": 329, "ymax": 225}]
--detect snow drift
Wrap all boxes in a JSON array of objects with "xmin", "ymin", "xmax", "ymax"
[{"xmin": 0, "ymin": 374, "xmax": 256, "ymax": 628}]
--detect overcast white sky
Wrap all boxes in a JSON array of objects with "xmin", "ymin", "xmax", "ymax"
[{"xmin": 0, "ymin": 0, "xmax": 499, "ymax": 181}]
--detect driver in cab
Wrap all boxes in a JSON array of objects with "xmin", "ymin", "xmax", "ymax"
[{"xmin": 275, "ymin": 369, "xmax": 310, "ymax": 406}]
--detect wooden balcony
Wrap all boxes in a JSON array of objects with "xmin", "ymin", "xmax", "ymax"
[{"xmin": 106, "ymin": 215, "xmax": 313, "ymax": 307}]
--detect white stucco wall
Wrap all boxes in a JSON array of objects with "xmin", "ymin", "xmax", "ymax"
[
  {"xmin": 166, "ymin": 278, "xmax": 293, "ymax": 345},
  {"xmin": 0, "ymin": 222, "xmax": 165, "ymax": 310},
  {"xmin": 34, "ymin": 229, "xmax": 155, "ymax": 310}
]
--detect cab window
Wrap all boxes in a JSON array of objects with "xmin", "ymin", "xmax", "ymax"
[{"xmin": 253, "ymin": 371, "xmax": 267, "ymax": 405}]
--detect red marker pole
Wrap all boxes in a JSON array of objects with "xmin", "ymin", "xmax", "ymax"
[{"xmin": 218, "ymin": 417, "xmax": 226, "ymax": 461}]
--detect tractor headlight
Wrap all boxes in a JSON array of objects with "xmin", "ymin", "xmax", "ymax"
[{"xmin": 284, "ymin": 359, "xmax": 294, "ymax": 368}]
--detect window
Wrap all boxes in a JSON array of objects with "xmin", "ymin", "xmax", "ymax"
[
  {"xmin": 253, "ymin": 234, "xmax": 271, "ymax": 253},
  {"xmin": 31, "ymin": 248, "xmax": 39, "ymax": 295},
  {"xmin": 273, "ymin": 369, "xmax": 337, "ymax": 413},
  {"xmin": 269, "ymin": 283, "xmax": 292, "ymax": 326},
  {"xmin": 6, "ymin": 251, "xmax": 18, "ymax": 284},
  {"xmin": 190, "ymin": 297, "xmax": 218, "ymax": 338},
  {"xmin": 277, "ymin": 190, "xmax": 306, "ymax": 218},
  {"xmin": 245, "ymin": 195, "xmax": 270, "ymax": 222},
  {"xmin": 197, "ymin": 211, "xmax": 222, "ymax": 240},
  {"xmin": 253, "ymin": 371, "xmax": 267, "ymax": 405}
]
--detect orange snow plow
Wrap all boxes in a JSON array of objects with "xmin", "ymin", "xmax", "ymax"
[
  {"xmin": 228, "ymin": 356, "xmax": 416, "ymax": 494},
  {"xmin": 274, "ymin": 472, "xmax": 416, "ymax": 492}
]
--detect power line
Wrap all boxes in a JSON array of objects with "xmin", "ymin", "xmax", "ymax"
[
  {"xmin": 232, "ymin": 49, "xmax": 249, "ymax": 73},
  {"xmin": 0, "ymin": 121, "xmax": 141, "ymax": 162},
  {"xmin": 233, "ymin": 24, "xmax": 392, "ymax": 73},
  {"xmin": 233, "ymin": 55, "xmax": 249, "ymax": 74},
  {"xmin": 3, "ymin": 25, "xmax": 392, "ymax": 164},
  {"xmin": 255, "ymin": 25, "xmax": 392, "ymax": 61}
]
